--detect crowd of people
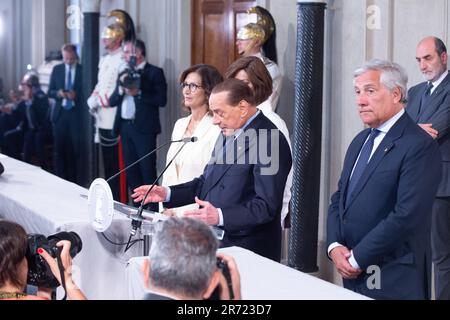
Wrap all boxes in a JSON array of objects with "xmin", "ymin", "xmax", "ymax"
[{"xmin": 1, "ymin": 4, "xmax": 449, "ymax": 301}]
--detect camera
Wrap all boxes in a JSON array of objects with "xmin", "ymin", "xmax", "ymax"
[
  {"xmin": 119, "ymin": 55, "xmax": 141, "ymax": 90},
  {"xmin": 26, "ymin": 231, "xmax": 82, "ymax": 288}
]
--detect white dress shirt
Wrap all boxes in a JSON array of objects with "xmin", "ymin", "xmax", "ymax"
[{"xmin": 63, "ymin": 64, "xmax": 76, "ymax": 108}]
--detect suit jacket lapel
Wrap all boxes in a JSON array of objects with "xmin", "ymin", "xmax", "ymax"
[
  {"xmin": 74, "ymin": 64, "xmax": 81, "ymax": 91},
  {"xmin": 340, "ymin": 130, "xmax": 370, "ymax": 214},
  {"xmin": 201, "ymin": 113, "xmax": 263, "ymax": 199},
  {"xmin": 418, "ymin": 72, "xmax": 450, "ymax": 122},
  {"xmin": 343, "ymin": 113, "xmax": 408, "ymax": 213},
  {"xmin": 408, "ymin": 83, "xmax": 426, "ymax": 122}
]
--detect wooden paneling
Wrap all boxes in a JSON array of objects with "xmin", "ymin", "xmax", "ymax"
[{"xmin": 192, "ymin": 0, "xmax": 256, "ymax": 75}]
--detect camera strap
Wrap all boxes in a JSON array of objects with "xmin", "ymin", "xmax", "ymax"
[{"xmin": 56, "ymin": 247, "xmax": 68, "ymax": 300}]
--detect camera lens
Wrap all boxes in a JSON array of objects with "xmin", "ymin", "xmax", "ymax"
[
  {"xmin": 48, "ymin": 231, "xmax": 83, "ymax": 257},
  {"xmin": 26, "ymin": 231, "xmax": 82, "ymax": 288}
]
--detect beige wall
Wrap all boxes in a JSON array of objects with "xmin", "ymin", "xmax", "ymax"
[
  {"xmin": 0, "ymin": 0, "xmax": 32, "ymax": 94},
  {"xmin": 16, "ymin": 0, "xmax": 450, "ymax": 289}
]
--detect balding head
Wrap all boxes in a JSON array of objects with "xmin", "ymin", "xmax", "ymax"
[{"xmin": 416, "ymin": 36, "xmax": 448, "ymax": 81}]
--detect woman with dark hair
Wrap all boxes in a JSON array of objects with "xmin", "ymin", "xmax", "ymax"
[
  {"xmin": 226, "ymin": 56, "xmax": 292, "ymax": 229},
  {"xmin": 0, "ymin": 220, "xmax": 86, "ymax": 300},
  {"xmin": 159, "ymin": 64, "xmax": 223, "ymax": 215}
]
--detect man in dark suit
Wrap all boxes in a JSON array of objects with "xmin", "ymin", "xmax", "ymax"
[
  {"xmin": 132, "ymin": 79, "xmax": 292, "ymax": 261},
  {"xmin": 407, "ymin": 36, "xmax": 450, "ymax": 300},
  {"xmin": 142, "ymin": 217, "xmax": 241, "ymax": 300},
  {"xmin": 48, "ymin": 44, "xmax": 83, "ymax": 184},
  {"xmin": 109, "ymin": 39, "xmax": 167, "ymax": 209},
  {"xmin": 13, "ymin": 73, "xmax": 51, "ymax": 170},
  {"xmin": 327, "ymin": 59, "xmax": 442, "ymax": 299}
]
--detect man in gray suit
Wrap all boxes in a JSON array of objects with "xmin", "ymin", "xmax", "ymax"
[{"xmin": 407, "ymin": 36, "xmax": 450, "ymax": 300}]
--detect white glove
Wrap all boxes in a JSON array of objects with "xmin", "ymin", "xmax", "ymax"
[{"xmin": 87, "ymin": 94, "xmax": 99, "ymax": 115}]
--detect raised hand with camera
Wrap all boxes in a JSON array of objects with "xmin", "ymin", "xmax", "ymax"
[
  {"xmin": 38, "ymin": 240, "xmax": 86, "ymax": 300},
  {"xmin": 0, "ymin": 220, "xmax": 86, "ymax": 300},
  {"xmin": 215, "ymin": 253, "xmax": 241, "ymax": 300}
]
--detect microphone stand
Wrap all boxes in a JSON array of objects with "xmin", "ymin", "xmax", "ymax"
[
  {"xmin": 106, "ymin": 139, "xmax": 186, "ymax": 183},
  {"xmin": 124, "ymin": 139, "xmax": 193, "ymax": 253}
]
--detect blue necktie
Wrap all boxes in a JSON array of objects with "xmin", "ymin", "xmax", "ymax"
[
  {"xmin": 345, "ymin": 129, "xmax": 380, "ymax": 205},
  {"xmin": 418, "ymin": 82, "xmax": 433, "ymax": 116},
  {"xmin": 65, "ymin": 67, "xmax": 73, "ymax": 110}
]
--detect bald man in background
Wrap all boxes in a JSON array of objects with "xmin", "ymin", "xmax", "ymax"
[{"xmin": 407, "ymin": 36, "xmax": 450, "ymax": 300}]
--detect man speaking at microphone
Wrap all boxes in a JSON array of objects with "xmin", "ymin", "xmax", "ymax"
[{"xmin": 132, "ymin": 79, "xmax": 292, "ymax": 261}]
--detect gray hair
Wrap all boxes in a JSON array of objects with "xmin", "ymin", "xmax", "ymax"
[
  {"xmin": 354, "ymin": 59, "xmax": 408, "ymax": 104},
  {"xmin": 148, "ymin": 217, "xmax": 219, "ymax": 297}
]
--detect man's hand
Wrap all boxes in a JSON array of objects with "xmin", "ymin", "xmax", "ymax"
[
  {"xmin": 215, "ymin": 253, "xmax": 242, "ymax": 300},
  {"xmin": 58, "ymin": 89, "xmax": 67, "ymax": 99},
  {"xmin": 184, "ymin": 197, "xmax": 220, "ymax": 225},
  {"xmin": 66, "ymin": 90, "xmax": 77, "ymax": 100},
  {"xmin": 125, "ymin": 88, "xmax": 139, "ymax": 97},
  {"xmin": 330, "ymin": 246, "xmax": 362, "ymax": 279},
  {"xmin": 418, "ymin": 123, "xmax": 438, "ymax": 139},
  {"xmin": 132, "ymin": 185, "xmax": 167, "ymax": 204}
]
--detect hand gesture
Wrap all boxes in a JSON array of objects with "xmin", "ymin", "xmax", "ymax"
[
  {"xmin": 184, "ymin": 197, "xmax": 220, "ymax": 225},
  {"xmin": 132, "ymin": 185, "xmax": 167, "ymax": 204},
  {"xmin": 330, "ymin": 246, "xmax": 362, "ymax": 279}
]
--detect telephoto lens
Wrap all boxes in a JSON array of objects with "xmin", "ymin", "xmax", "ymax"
[{"xmin": 26, "ymin": 231, "xmax": 82, "ymax": 288}]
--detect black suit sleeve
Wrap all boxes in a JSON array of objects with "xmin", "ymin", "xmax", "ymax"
[
  {"xmin": 426, "ymin": 93, "xmax": 450, "ymax": 139},
  {"xmin": 48, "ymin": 65, "xmax": 62, "ymax": 101},
  {"xmin": 353, "ymin": 137, "xmax": 442, "ymax": 269},
  {"xmin": 108, "ymin": 82, "xmax": 124, "ymax": 108},
  {"xmin": 221, "ymin": 133, "xmax": 292, "ymax": 233},
  {"xmin": 327, "ymin": 178, "xmax": 344, "ymax": 247},
  {"xmin": 139, "ymin": 67, "xmax": 167, "ymax": 108},
  {"xmin": 165, "ymin": 176, "xmax": 205, "ymax": 208}
]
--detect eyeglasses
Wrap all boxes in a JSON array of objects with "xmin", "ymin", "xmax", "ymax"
[{"xmin": 180, "ymin": 82, "xmax": 203, "ymax": 93}]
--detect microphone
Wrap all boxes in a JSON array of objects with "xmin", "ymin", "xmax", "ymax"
[
  {"xmin": 178, "ymin": 136, "xmax": 198, "ymax": 143},
  {"xmin": 106, "ymin": 137, "xmax": 198, "ymax": 183},
  {"xmin": 127, "ymin": 137, "xmax": 197, "ymax": 238}
]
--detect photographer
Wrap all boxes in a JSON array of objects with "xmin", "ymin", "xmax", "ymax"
[
  {"xmin": 0, "ymin": 220, "xmax": 86, "ymax": 300},
  {"xmin": 109, "ymin": 39, "xmax": 167, "ymax": 210},
  {"xmin": 141, "ymin": 217, "xmax": 241, "ymax": 300}
]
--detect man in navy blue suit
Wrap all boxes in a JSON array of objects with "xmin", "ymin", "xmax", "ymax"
[
  {"xmin": 109, "ymin": 39, "xmax": 167, "ymax": 209},
  {"xmin": 327, "ymin": 59, "xmax": 442, "ymax": 299},
  {"xmin": 48, "ymin": 44, "xmax": 83, "ymax": 184},
  {"xmin": 132, "ymin": 79, "xmax": 292, "ymax": 261}
]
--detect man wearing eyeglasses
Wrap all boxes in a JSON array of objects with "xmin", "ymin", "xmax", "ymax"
[{"xmin": 109, "ymin": 39, "xmax": 167, "ymax": 210}]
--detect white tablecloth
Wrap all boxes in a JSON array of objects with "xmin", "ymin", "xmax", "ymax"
[
  {"xmin": 126, "ymin": 246, "xmax": 370, "ymax": 300},
  {"xmin": 0, "ymin": 154, "xmax": 143, "ymax": 299}
]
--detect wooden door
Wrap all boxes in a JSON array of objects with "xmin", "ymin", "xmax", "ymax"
[{"xmin": 192, "ymin": 0, "xmax": 256, "ymax": 75}]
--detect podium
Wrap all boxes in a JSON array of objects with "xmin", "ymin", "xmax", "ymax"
[{"xmin": 88, "ymin": 178, "xmax": 224, "ymax": 255}]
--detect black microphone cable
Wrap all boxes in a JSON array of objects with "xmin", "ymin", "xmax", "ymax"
[
  {"xmin": 124, "ymin": 137, "xmax": 197, "ymax": 252},
  {"xmin": 105, "ymin": 138, "xmax": 192, "ymax": 183},
  {"xmin": 99, "ymin": 137, "xmax": 196, "ymax": 249}
]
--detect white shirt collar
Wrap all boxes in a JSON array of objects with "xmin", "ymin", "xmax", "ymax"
[
  {"xmin": 136, "ymin": 61, "xmax": 146, "ymax": 70},
  {"xmin": 430, "ymin": 70, "xmax": 449, "ymax": 94},
  {"xmin": 376, "ymin": 108, "xmax": 405, "ymax": 134}
]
